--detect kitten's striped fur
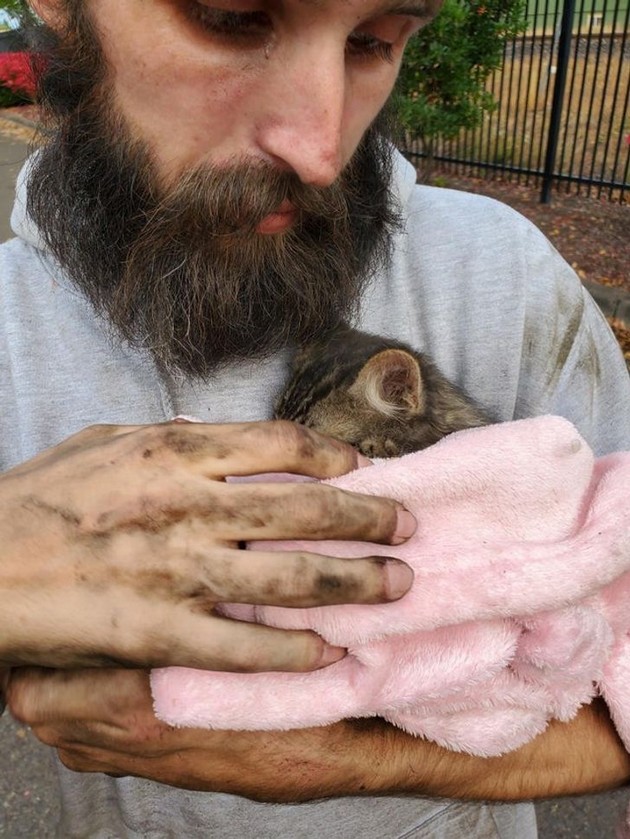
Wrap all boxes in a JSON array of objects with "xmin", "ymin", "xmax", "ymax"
[{"xmin": 275, "ymin": 323, "xmax": 490, "ymax": 458}]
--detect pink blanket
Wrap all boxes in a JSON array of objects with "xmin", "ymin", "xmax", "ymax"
[{"xmin": 151, "ymin": 416, "xmax": 630, "ymax": 760}]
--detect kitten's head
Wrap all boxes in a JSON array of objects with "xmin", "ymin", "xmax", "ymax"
[
  {"xmin": 277, "ymin": 348, "xmax": 434, "ymax": 458},
  {"xmin": 276, "ymin": 324, "xmax": 489, "ymax": 457}
]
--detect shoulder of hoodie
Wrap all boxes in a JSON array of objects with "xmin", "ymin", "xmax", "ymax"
[
  {"xmin": 392, "ymin": 153, "xmax": 583, "ymax": 309},
  {"xmin": 395, "ymin": 162, "xmax": 555, "ymax": 260}
]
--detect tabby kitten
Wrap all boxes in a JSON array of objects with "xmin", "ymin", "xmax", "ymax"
[{"xmin": 275, "ymin": 323, "xmax": 490, "ymax": 458}]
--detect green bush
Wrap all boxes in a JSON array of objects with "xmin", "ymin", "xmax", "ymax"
[
  {"xmin": 0, "ymin": 0, "xmax": 23, "ymax": 22},
  {"xmin": 0, "ymin": 85, "xmax": 25, "ymax": 107},
  {"xmin": 397, "ymin": 0, "xmax": 527, "ymax": 180}
]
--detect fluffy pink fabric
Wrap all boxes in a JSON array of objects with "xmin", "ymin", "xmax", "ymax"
[{"xmin": 151, "ymin": 416, "xmax": 630, "ymax": 758}]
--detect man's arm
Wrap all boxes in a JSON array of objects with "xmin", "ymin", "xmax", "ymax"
[
  {"xmin": 7, "ymin": 669, "xmax": 630, "ymax": 801},
  {"xmin": 381, "ymin": 699, "xmax": 630, "ymax": 801}
]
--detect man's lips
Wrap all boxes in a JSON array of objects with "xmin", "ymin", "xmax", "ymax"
[{"xmin": 256, "ymin": 200, "xmax": 298, "ymax": 234}]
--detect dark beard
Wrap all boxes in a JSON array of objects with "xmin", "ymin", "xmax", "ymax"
[{"xmin": 25, "ymin": 20, "xmax": 402, "ymax": 377}]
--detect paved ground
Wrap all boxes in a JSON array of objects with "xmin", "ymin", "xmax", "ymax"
[{"xmin": 0, "ymin": 128, "xmax": 626, "ymax": 838}]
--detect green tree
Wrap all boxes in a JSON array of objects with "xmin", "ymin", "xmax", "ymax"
[{"xmin": 397, "ymin": 0, "xmax": 527, "ymax": 181}]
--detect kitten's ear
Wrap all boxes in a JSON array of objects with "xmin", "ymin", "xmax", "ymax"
[{"xmin": 349, "ymin": 349, "xmax": 425, "ymax": 416}]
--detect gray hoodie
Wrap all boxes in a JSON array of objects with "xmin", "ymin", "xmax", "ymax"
[{"xmin": 1, "ymin": 152, "xmax": 628, "ymax": 838}]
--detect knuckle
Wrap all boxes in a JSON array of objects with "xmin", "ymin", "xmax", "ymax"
[
  {"xmin": 309, "ymin": 487, "xmax": 398, "ymax": 543},
  {"xmin": 77, "ymin": 423, "xmax": 118, "ymax": 441},
  {"xmin": 129, "ymin": 422, "xmax": 222, "ymax": 462},
  {"xmin": 270, "ymin": 420, "xmax": 316, "ymax": 459},
  {"xmin": 286, "ymin": 629, "xmax": 326, "ymax": 669},
  {"xmin": 52, "ymin": 424, "xmax": 119, "ymax": 454},
  {"xmin": 344, "ymin": 490, "xmax": 396, "ymax": 540},
  {"xmin": 273, "ymin": 420, "xmax": 354, "ymax": 470},
  {"xmin": 33, "ymin": 725, "xmax": 64, "ymax": 748},
  {"xmin": 295, "ymin": 485, "xmax": 340, "ymax": 534},
  {"xmin": 129, "ymin": 424, "xmax": 174, "ymax": 457},
  {"xmin": 324, "ymin": 484, "xmax": 367, "ymax": 521},
  {"xmin": 229, "ymin": 649, "xmax": 260, "ymax": 673},
  {"xmin": 6, "ymin": 686, "xmax": 37, "ymax": 726},
  {"xmin": 211, "ymin": 642, "xmax": 262, "ymax": 673},
  {"xmin": 57, "ymin": 747, "xmax": 87, "ymax": 772},
  {"xmin": 304, "ymin": 555, "xmax": 368, "ymax": 603}
]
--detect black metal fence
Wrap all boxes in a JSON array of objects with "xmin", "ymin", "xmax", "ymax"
[{"xmin": 403, "ymin": 0, "xmax": 630, "ymax": 202}]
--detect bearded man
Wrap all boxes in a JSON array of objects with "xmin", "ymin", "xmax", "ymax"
[{"xmin": 2, "ymin": 1, "xmax": 630, "ymax": 838}]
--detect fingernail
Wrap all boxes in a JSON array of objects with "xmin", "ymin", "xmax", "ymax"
[
  {"xmin": 392, "ymin": 509, "xmax": 416, "ymax": 545},
  {"xmin": 318, "ymin": 645, "xmax": 346, "ymax": 668},
  {"xmin": 385, "ymin": 560, "xmax": 414, "ymax": 600}
]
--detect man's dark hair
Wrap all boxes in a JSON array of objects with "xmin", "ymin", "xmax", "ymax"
[{"xmin": 20, "ymin": 0, "xmax": 103, "ymax": 122}]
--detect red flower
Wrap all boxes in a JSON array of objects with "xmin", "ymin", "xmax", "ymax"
[{"xmin": 0, "ymin": 52, "xmax": 37, "ymax": 100}]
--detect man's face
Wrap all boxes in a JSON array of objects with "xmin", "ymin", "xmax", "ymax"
[
  {"xmin": 27, "ymin": 0, "xmax": 437, "ymax": 376},
  {"xmin": 76, "ymin": 0, "xmax": 432, "ymax": 189}
]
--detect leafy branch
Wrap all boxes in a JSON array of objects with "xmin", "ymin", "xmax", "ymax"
[{"xmin": 397, "ymin": 0, "xmax": 527, "ymax": 180}]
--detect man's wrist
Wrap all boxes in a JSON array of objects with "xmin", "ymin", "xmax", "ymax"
[{"xmin": 365, "ymin": 700, "xmax": 630, "ymax": 801}]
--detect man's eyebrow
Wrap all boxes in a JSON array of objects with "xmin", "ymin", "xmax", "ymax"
[
  {"xmin": 298, "ymin": 1, "xmax": 436, "ymax": 17},
  {"xmin": 375, "ymin": 1, "xmax": 437, "ymax": 18}
]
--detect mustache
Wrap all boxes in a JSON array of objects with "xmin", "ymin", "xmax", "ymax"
[{"xmin": 150, "ymin": 159, "xmax": 350, "ymax": 237}]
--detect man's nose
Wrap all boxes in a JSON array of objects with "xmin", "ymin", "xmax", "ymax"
[{"xmin": 255, "ymin": 45, "xmax": 347, "ymax": 187}]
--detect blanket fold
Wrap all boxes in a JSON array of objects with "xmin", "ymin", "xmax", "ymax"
[{"xmin": 151, "ymin": 416, "xmax": 630, "ymax": 758}]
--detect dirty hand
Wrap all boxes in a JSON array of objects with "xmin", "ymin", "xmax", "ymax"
[{"xmin": 0, "ymin": 421, "xmax": 414, "ymax": 672}]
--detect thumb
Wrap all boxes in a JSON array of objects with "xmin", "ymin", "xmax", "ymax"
[{"xmin": 7, "ymin": 667, "xmax": 151, "ymax": 725}]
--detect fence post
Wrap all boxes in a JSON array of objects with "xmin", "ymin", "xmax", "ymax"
[{"xmin": 540, "ymin": 0, "xmax": 577, "ymax": 202}]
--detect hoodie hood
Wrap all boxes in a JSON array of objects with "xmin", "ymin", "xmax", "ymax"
[{"xmin": 10, "ymin": 155, "xmax": 46, "ymax": 250}]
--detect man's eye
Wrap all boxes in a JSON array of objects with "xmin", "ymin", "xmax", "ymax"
[
  {"xmin": 346, "ymin": 32, "xmax": 395, "ymax": 63},
  {"xmin": 188, "ymin": 4, "xmax": 271, "ymax": 41},
  {"xmin": 348, "ymin": 15, "xmax": 428, "ymax": 64}
]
